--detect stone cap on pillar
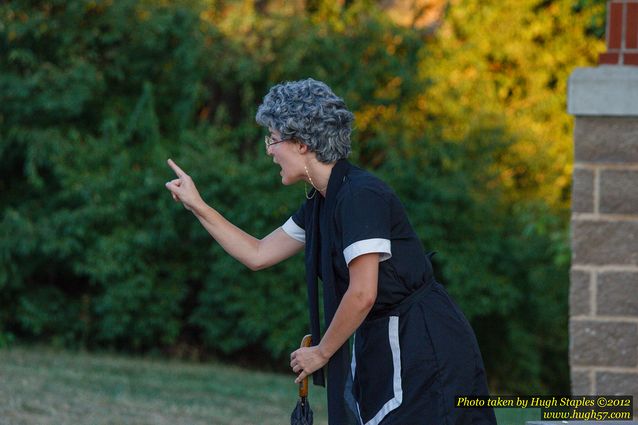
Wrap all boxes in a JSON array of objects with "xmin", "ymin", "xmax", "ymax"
[
  {"xmin": 568, "ymin": 66, "xmax": 638, "ymax": 116},
  {"xmin": 599, "ymin": 0, "xmax": 638, "ymax": 66}
]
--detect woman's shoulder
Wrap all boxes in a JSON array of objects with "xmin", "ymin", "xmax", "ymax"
[{"xmin": 338, "ymin": 165, "xmax": 395, "ymax": 203}]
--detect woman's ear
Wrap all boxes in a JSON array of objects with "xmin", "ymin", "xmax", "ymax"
[{"xmin": 298, "ymin": 143, "xmax": 309, "ymax": 154}]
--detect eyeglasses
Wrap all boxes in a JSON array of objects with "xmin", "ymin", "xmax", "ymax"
[{"xmin": 264, "ymin": 135, "xmax": 289, "ymax": 149}]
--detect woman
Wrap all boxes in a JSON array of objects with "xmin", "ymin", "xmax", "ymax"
[{"xmin": 165, "ymin": 79, "xmax": 496, "ymax": 425}]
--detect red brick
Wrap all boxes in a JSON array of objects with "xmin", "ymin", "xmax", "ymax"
[
  {"xmin": 627, "ymin": 3, "xmax": 638, "ymax": 49},
  {"xmin": 609, "ymin": 2, "xmax": 624, "ymax": 49},
  {"xmin": 624, "ymin": 52, "xmax": 638, "ymax": 66},
  {"xmin": 599, "ymin": 52, "xmax": 620, "ymax": 65}
]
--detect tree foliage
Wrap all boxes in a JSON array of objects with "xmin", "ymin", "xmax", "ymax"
[{"xmin": 0, "ymin": 0, "xmax": 603, "ymax": 393}]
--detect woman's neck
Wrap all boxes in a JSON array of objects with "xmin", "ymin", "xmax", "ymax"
[{"xmin": 305, "ymin": 160, "xmax": 335, "ymax": 197}]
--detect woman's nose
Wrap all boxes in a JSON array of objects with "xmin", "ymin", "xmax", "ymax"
[{"xmin": 266, "ymin": 144, "xmax": 274, "ymax": 157}]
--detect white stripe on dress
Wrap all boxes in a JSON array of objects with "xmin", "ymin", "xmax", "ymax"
[
  {"xmin": 343, "ymin": 238, "xmax": 391, "ymax": 265},
  {"xmin": 351, "ymin": 316, "xmax": 403, "ymax": 425}
]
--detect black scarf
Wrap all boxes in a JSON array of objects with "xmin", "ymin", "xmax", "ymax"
[{"xmin": 304, "ymin": 158, "xmax": 357, "ymax": 424}]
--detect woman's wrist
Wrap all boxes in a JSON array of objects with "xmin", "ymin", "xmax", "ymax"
[
  {"xmin": 316, "ymin": 342, "xmax": 333, "ymax": 363},
  {"xmin": 191, "ymin": 198, "xmax": 210, "ymax": 217}
]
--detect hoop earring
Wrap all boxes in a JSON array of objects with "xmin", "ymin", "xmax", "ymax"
[
  {"xmin": 304, "ymin": 165, "xmax": 327, "ymax": 193},
  {"xmin": 304, "ymin": 183, "xmax": 316, "ymax": 200}
]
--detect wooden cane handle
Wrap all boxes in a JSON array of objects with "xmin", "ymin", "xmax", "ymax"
[{"xmin": 299, "ymin": 334, "xmax": 312, "ymax": 398}]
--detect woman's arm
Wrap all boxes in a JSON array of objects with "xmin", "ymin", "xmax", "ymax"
[
  {"xmin": 290, "ymin": 253, "xmax": 379, "ymax": 383},
  {"xmin": 192, "ymin": 204, "xmax": 304, "ymax": 270},
  {"xmin": 165, "ymin": 159, "xmax": 304, "ymax": 270}
]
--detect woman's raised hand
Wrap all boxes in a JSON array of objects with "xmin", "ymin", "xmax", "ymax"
[{"xmin": 165, "ymin": 159, "xmax": 204, "ymax": 212}]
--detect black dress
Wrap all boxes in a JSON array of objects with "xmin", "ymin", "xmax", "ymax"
[{"xmin": 282, "ymin": 159, "xmax": 496, "ymax": 425}]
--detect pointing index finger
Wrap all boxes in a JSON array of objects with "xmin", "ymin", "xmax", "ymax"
[{"xmin": 167, "ymin": 158, "xmax": 186, "ymax": 177}]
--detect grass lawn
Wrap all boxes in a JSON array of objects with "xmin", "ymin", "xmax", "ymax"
[{"xmin": 0, "ymin": 347, "xmax": 539, "ymax": 425}]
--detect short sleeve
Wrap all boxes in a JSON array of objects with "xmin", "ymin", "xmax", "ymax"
[
  {"xmin": 282, "ymin": 202, "xmax": 306, "ymax": 243},
  {"xmin": 338, "ymin": 187, "xmax": 392, "ymax": 265}
]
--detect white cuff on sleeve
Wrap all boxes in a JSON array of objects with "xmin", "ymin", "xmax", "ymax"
[
  {"xmin": 343, "ymin": 238, "xmax": 391, "ymax": 265},
  {"xmin": 282, "ymin": 217, "xmax": 305, "ymax": 243}
]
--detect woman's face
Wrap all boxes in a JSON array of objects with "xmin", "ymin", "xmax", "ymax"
[{"xmin": 266, "ymin": 129, "xmax": 304, "ymax": 186}]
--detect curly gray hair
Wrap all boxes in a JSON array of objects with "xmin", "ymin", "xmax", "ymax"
[{"xmin": 255, "ymin": 78, "xmax": 354, "ymax": 163}]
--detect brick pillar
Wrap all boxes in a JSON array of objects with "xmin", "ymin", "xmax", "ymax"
[{"xmin": 568, "ymin": 1, "xmax": 638, "ymax": 415}]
